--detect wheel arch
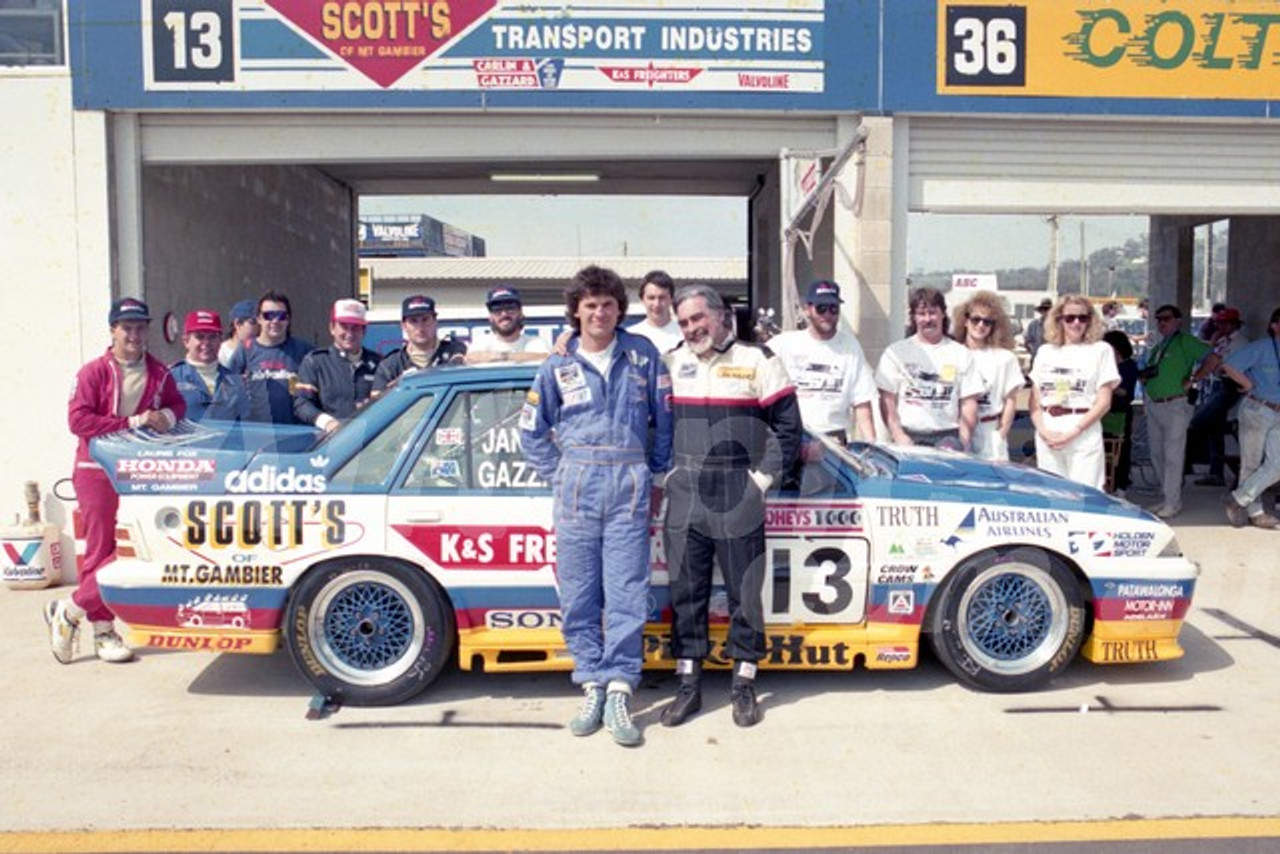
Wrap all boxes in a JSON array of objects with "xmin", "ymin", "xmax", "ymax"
[
  {"xmin": 925, "ymin": 542, "xmax": 1092, "ymax": 636},
  {"xmin": 287, "ymin": 552, "xmax": 456, "ymax": 616}
]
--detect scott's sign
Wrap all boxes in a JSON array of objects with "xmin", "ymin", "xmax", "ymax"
[{"xmin": 264, "ymin": 0, "xmax": 499, "ymax": 87}]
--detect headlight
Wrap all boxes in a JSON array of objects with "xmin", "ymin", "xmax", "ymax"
[{"xmin": 1157, "ymin": 536, "xmax": 1183, "ymax": 558}]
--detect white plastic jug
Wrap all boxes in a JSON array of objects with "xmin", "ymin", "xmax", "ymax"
[{"xmin": 0, "ymin": 482, "xmax": 61, "ymax": 590}]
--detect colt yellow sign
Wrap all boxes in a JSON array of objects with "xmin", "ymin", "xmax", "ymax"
[{"xmin": 938, "ymin": 1, "xmax": 1280, "ymax": 99}]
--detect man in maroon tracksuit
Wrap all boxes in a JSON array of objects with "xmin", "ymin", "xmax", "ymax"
[{"xmin": 46, "ymin": 298, "xmax": 185, "ymax": 664}]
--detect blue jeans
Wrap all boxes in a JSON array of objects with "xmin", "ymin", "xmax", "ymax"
[
  {"xmin": 1231, "ymin": 398, "xmax": 1280, "ymax": 516},
  {"xmin": 553, "ymin": 451, "xmax": 651, "ymax": 690}
]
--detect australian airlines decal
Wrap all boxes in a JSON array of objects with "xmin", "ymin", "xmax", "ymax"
[{"xmin": 143, "ymin": 0, "xmax": 825, "ymax": 93}]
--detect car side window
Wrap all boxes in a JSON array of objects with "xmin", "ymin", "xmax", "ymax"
[
  {"xmin": 404, "ymin": 387, "xmax": 545, "ymax": 491},
  {"xmin": 327, "ymin": 395, "xmax": 434, "ymax": 490}
]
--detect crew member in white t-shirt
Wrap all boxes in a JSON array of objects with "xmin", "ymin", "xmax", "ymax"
[
  {"xmin": 467, "ymin": 285, "xmax": 551, "ymax": 358},
  {"xmin": 876, "ymin": 287, "xmax": 983, "ymax": 451},
  {"xmin": 627, "ymin": 270, "xmax": 682, "ymax": 353},
  {"xmin": 1028, "ymin": 295, "xmax": 1120, "ymax": 489},
  {"xmin": 768, "ymin": 279, "xmax": 876, "ymax": 445}
]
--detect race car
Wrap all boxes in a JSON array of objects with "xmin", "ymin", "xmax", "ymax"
[{"xmin": 94, "ymin": 364, "xmax": 1198, "ymax": 706}]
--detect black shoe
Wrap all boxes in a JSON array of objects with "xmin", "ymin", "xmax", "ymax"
[
  {"xmin": 730, "ymin": 681, "xmax": 759, "ymax": 728},
  {"xmin": 1195, "ymin": 475, "xmax": 1226, "ymax": 487},
  {"xmin": 660, "ymin": 682, "xmax": 702, "ymax": 727}
]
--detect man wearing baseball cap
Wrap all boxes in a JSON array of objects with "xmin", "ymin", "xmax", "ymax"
[
  {"xmin": 170, "ymin": 309, "xmax": 248, "ymax": 422},
  {"xmin": 218, "ymin": 299, "xmax": 260, "ymax": 368},
  {"xmin": 469, "ymin": 285, "xmax": 551, "ymax": 357},
  {"xmin": 767, "ymin": 279, "xmax": 877, "ymax": 446},
  {"xmin": 293, "ymin": 298, "xmax": 382, "ymax": 433},
  {"xmin": 49, "ymin": 297, "xmax": 186, "ymax": 665},
  {"xmin": 371, "ymin": 294, "xmax": 468, "ymax": 398}
]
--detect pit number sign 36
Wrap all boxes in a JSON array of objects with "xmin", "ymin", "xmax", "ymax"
[
  {"xmin": 944, "ymin": 4, "xmax": 1026, "ymax": 87},
  {"xmin": 150, "ymin": 0, "xmax": 235, "ymax": 83}
]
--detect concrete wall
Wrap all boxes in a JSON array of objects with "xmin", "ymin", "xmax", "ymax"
[
  {"xmin": 1225, "ymin": 217, "xmax": 1280, "ymax": 331},
  {"xmin": 838, "ymin": 115, "xmax": 894, "ymax": 363},
  {"xmin": 142, "ymin": 165, "xmax": 357, "ymax": 363},
  {"xmin": 0, "ymin": 69, "xmax": 112, "ymax": 562}
]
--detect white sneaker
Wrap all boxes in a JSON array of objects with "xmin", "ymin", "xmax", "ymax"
[
  {"xmin": 92, "ymin": 622, "xmax": 135, "ymax": 663},
  {"xmin": 1155, "ymin": 504, "xmax": 1182, "ymax": 519},
  {"xmin": 43, "ymin": 599, "xmax": 79, "ymax": 664}
]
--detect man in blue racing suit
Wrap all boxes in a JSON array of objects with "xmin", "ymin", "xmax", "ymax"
[{"xmin": 522, "ymin": 265, "xmax": 673, "ymax": 747}]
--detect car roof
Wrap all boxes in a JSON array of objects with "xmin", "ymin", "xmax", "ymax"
[{"xmin": 393, "ymin": 362, "xmax": 543, "ymax": 391}]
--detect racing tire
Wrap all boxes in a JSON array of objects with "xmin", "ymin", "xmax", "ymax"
[
  {"xmin": 285, "ymin": 558, "xmax": 455, "ymax": 706},
  {"xmin": 930, "ymin": 548, "xmax": 1086, "ymax": 693}
]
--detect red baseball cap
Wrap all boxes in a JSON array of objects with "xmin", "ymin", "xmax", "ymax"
[{"xmin": 184, "ymin": 309, "xmax": 223, "ymax": 334}]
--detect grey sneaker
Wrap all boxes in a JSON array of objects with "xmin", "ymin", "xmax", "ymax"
[
  {"xmin": 1223, "ymin": 493, "xmax": 1249, "ymax": 528},
  {"xmin": 92, "ymin": 622, "xmax": 135, "ymax": 663},
  {"xmin": 568, "ymin": 683, "xmax": 605, "ymax": 737},
  {"xmin": 603, "ymin": 689, "xmax": 642, "ymax": 747},
  {"xmin": 43, "ymin": 599, "xmax": 79, "ymax": 664}
]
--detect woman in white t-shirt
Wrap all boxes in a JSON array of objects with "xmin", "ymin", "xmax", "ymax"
[
  {"xmin": 1028, "ymin": 295, "xmax": 1120, "ymax": 489},
  {"xmin": 951, "ymin": 291, "xmax": 1025, "ymax": 462}
]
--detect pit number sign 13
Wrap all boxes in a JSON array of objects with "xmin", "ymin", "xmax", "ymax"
[
  {"xmin": 150, "ymin": 0, "xmax": 235, "ymax": 83},
  {"xmin": 944, "ymin": 4, "xmax": 1026, "ymax": 87}
]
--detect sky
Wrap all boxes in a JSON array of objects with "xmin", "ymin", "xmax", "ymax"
[{"xmin": 360, "ymin": 195, "xmax": 1148, "ymax": 273}]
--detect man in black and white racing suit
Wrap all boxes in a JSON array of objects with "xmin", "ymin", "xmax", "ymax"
[{"xmin": 660, "ymin": 285, "xmax": 802, "ymax": 728}]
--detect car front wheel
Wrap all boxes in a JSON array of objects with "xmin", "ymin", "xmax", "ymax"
[
  {"xmin": 285, "ymin": 558, "xmax": 455, "ymax": 706},
  {"xmin": 931, "ymin": 548, "xmax": 1086, "ymax": 692}
]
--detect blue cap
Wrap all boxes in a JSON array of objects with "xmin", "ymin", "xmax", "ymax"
[
  {"xmin": 485, "ymin": 286, "xmax": 522, "ymax": 308},
  {"xmin": 230, "ymin": 299, "xmax": 257, "ymax": 321},
  {"xmin": 108, "ymin": 297, "xmax": 151, "ymax": 325},
  {"xmin": 805, "ymin": 280, "xmax": 842, "ymax": 306},
  {"xmin": 402, "ymin": 294, "xmax": 436, "ymax": 319}
]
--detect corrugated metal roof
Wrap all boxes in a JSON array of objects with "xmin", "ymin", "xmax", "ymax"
[{"xmin": 361, "ymin": 256, "xmax": 746, "ymax": 283}]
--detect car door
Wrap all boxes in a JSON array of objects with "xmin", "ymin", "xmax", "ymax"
[{"xmin": 386, "ymin": 383, "xmax": 561, "ymax": 635}]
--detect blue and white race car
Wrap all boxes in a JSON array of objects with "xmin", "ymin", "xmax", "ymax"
[{"xmin": 94, "ymin": 364, "xmax": 1198, "ymax": 705}]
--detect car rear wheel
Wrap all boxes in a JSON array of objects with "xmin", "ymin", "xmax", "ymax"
[
  {"xmin": 285, "ymin": 558, "xmax": 455, "ymax": 706},
  {"xmin": 930, "ymin": 548, "xmax": 1085, "ymax": 692}
]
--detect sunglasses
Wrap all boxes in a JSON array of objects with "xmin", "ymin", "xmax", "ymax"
[
  {"xmin": 967, "ymin": 316, "xmax": 995, "ymax": 328},
  {"xmin": 1062, "ymin": 314, "xmax": 1090, "ymax": 324},
  {"xmin": 260, "ymin": 310, "xmax": 289, "ymax": 322},
  {"xmin": 813, "ymin": 304, "xmax": 840, "ymax": 316}
]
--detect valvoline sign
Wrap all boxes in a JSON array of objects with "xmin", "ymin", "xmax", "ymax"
[{"xmin": 264, "ymin": 0, "xmax": 499, "ymax": 87}]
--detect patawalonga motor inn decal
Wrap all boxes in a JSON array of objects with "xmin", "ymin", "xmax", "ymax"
[{"xmin": 142, "ymin": 0, "xmax": 825, "ymax": 93}]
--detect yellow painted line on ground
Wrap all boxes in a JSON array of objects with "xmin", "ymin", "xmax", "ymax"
[{"xmin": 2, "ymin": 818, "xmax": 1279, "ymax": 853}]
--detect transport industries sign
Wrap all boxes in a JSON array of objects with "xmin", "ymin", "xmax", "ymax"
[
  {"xmin": 70, "ymin": 0, "xmax": 844, "ymax": 109},
  {"xmin": 937, "ymin": 0, "xmax": 1280, "ymax": 100}
]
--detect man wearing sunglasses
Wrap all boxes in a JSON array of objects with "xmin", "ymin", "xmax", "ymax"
[
  {"xmin": 767, "ymin": 280, "xmax": 877, "ymax": 446},
  {"xmin": 1139, "ymin": 305, "xmax": 1212, "ymax": 519},
  {"xmin": 468, "ymin": 286, "xmax": 551, "ymax": 357},
  {"xmin": 225, "ymin": 290, "xmax": 313, "ymax": 424}
]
